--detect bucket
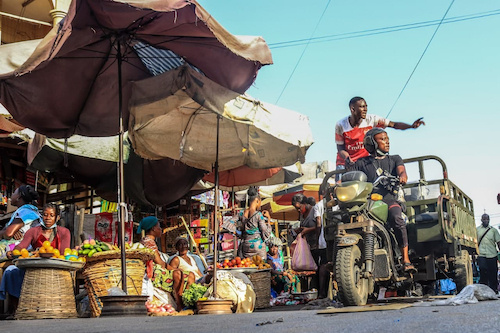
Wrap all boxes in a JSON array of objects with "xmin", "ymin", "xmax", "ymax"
[
  {"xmin": 99, "ymin": 295, "xmax": 148, "ymax": 317},
  {"xmin": 196, "ymin": 299, "xmax": 233, "ymax": 315}
]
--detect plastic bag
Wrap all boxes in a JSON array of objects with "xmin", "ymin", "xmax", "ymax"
[
  {"xmin": 291, "ymin": 234, "xmax": 317, "ymax": 271},
  {"xmin": 414, "ymin": 284, "xmax": 498, "ymax": 306}
]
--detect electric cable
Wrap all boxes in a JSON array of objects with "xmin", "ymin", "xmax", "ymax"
[
  {"xmin": 275, "ymin": 0, "xmax": 332, "ymax": 104},
  {"xmin": 385, "ymin": 0, "xmax": 455, "ymax": 118}
]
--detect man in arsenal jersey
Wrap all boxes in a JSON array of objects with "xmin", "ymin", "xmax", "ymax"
[{"xmin": 335, "ymin": 96, "xmax": 425, "ymax": 169}]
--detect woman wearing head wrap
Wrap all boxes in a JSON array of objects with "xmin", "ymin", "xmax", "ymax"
[
  {"xmin": 138, "ymin": 216, "xmax": 195, "ymax": 309},
  {"xmin": 238, "ymin": 186, "xmax": 271, "ymax": 259},
  {"xmin": 1, "ymin": 204, "xmax": 69, "ymax": 315}
]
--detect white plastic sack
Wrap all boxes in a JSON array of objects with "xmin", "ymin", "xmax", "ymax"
[{"xmin": 414, "ymin": 284, "xmax": 499, "ymax": 307}]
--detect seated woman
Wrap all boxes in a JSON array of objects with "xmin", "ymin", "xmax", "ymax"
[
  {"xmin": 0, "ymin": 203, "xmax": 70, "ymax": 314},
  {"xmin": 169, "ymin": 237, "xmax": 208, "ymax": 284},
  {"xmin": 138, "ymin": 216, "xmax": 195, "ymax": 309},
  {"xmin": 0, "ymin": 185, "xmax": 42, "ymax": 261},
  {"xmin": 267, "ymin": 236, "xmax": 298, "ymax": 294}
]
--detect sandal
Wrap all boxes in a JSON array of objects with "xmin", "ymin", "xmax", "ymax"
[{"xmin": 404, "ymin": 262, "xmax": 416, "ymax": 273}]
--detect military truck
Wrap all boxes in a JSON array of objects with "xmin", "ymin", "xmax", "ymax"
[{"xmin": 322, "ymin": 155, "xmax": 477, "ymax": 305}]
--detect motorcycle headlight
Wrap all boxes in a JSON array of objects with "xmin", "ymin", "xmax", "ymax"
[{"xmin": 335, "ymin": 184, "xmax": 359, "ymax": 202}]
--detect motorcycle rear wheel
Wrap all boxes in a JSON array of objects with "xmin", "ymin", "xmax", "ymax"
[{"xmin": 335, "ymin": 244, "xmax": 369, "ymax": 306}]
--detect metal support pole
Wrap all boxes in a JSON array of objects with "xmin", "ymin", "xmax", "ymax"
[
  {"xmin": 212, "ymin": 115, "xmax": 220, "ymax": 298},
  {"xmin": 117, "ymin": 40, "xmax": 127, "ymax": 293}
]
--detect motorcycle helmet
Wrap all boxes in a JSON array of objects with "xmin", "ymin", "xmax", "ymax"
[{"xmin": 363, "ymin": 127, "xmax": 387, "ymax": 156}]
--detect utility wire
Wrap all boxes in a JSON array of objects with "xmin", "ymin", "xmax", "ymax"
[
  {"xmin": 275, "ymin": 0, "xmax": 332, "ymax": 104},
  {"xmin": 386, "ymin": 0, "xmax": 455, "ymax": 118},
  {"xmin": 269, "ymin": 9, "xmax": 500, "ymax": 49}
]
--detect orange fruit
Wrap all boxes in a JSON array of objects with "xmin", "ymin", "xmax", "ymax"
[
  {"xmin": 20, "ymin": 249, "xmax": 29, "ymax": 258},
  {"xmin": 42, "ymin": 240, "xmax": 51, "ymax": 249},
  {"xmin": 64, "ymin": 248, "xmax": 72, "ymax": 256},
  {"xmin": 39, "ymin": 247, "xmax": 47, "ymax": 254},
  {"xmin": 71, "ymin": 249, "xmax": 78, "ymax": 256},
  {"xmin": 46, "ymin": 246, "xmax": 54, "ymax": 253},
  {"xmin": 68, "ymin": 256, "xmax": 78, "ymax": 261},
  {"xmin": 77, "ymin": 257, "xmax": 85, "ymax": 262},
  {"xmin": 53, "ymin": 249, "xmax": 60, "ymax": 257},
  {"xmin": 12, "ymin": 249, "xmax": 21, "ymax": 256}
]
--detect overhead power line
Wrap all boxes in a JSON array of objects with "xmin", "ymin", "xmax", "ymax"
[
  {"xmin": 269, "ymin": 9, "xmax": 500, "ymax": 49},
  {"xmin": 385, "ymin": 0, "xmax": 455, "ymax": 118},
  {"xmin": 275, "ymin": 0, "xmax": 332, "ymax": 104}
]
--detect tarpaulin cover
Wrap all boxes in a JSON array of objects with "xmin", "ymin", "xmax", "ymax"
[{"xmin": 129, "ymin": 65, "xmax": 314, "ymax": 172}]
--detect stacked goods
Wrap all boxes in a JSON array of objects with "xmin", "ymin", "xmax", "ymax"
[
  {"xmin": 215, "ymin": 255, "xmax": 272, "ymax": 270},
  {"xmin": 145, "ymin": 299, "xmax": 177, "ymax": 315},
  {"xmin": 78, "ymin": 238, "xmax": 114, "ymax": 258},
  {"xmin": 251, "ymin": 255, "xmax": 271, "ymax": 270},
  {"xmin": 14, "ymin": 241, "xmax": 86, "ymax": 262},
  {"xmin": 182, "ymin": 283, "xmax": 208, "ymax": 307}
]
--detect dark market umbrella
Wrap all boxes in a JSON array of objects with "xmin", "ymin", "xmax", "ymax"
[
  {"xmin": 0, "ymin": 0, "xmax": 272, "ymax": 293},
  {"xmin": 0, "ymin": 0, "xmax": 272, "ymax": 138}
]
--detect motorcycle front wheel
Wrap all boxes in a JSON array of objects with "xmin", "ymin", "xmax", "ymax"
[{"xmin": 335, "ymin": 244, "xmax": 369, "ymax": 306}]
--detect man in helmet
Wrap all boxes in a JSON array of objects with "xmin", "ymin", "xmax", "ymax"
[
  {"xmin": 335, "ymin": 97, "xmax": 425, "ymax": 171},
  {"xmin": 349, "ymin": 128, "xmax": 414, "ymax": 272},
  {"xmin": 476, "ymin": 213, "xmax": 500, "ymax": 293}
]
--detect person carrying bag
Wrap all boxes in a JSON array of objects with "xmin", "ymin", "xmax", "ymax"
[{"xmin": 291, "ymin": 234, "xmax": 318, "ymax": 271}]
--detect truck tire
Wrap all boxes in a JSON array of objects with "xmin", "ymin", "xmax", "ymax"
[
  {"xmin": 335, "ymin": 244, "xmax": 368, "ymax": 306},
  {"xmin": 454, "ymin": 249, "xmax": 473, "ymax": 291}
]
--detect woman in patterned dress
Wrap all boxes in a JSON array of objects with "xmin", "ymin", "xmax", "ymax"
[{"xmin": 239, "ymin": 186, "xmax": 271, "ymax": 259}]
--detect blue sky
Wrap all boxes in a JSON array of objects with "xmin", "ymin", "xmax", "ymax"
[{"xmin": 198, "ymin": 1, "xmax": 500, "ymax": 226}]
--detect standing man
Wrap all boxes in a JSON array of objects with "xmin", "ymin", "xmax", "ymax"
[
  {"xmin": 335, "ymin": 96, "xmax": 425, "ymax": 170},
  {"xmin": 476, "ymin": 213, "xmax": 500, "ymax": 293}
]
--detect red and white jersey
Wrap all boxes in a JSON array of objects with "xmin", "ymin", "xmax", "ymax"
[{"xmin": 335, "ymin": 114, "xmax": 390, "ymax": 165}]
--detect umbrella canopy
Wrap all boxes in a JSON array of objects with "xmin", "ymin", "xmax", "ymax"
[
  {"xmin": 0, "ymin": 0, "xmax": 272, "ymax": 138},
  {"xmin": 25, "ymin": 133, "xmax": 204, "ymax": 206},
  {"xmin": 202, "ymin": 164, "xmax": 301, "ymax": 189},
  {"xmin": 129, "ymin": 65, "xmax": 314, "ymax": 171}
]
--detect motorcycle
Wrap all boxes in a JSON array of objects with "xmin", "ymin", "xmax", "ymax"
[{"xmin": 322, "ymin": 170, "xmax": 411, "ymax": 306}]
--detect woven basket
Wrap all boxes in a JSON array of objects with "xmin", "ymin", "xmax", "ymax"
[
  {"xmin": 16, "ymin": 268, "xmax": 78, "ymax": 320},
  {"xmin": 83, "ymin": 250, "xmax": 153, "ymax": 317},
  {"xmin": 246, "ymin": 270, "xmax": 271, "ymax": 309},
  {"xmin": 85, "ymin": 248, "xmax": 154, "ymax": 263}
]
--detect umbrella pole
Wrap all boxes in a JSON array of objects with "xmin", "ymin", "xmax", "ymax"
[
  {"xmin": 213, "ymin": 115, "xmax": 220, "ymax": 298},
  {"xmin": 117, "ymin": 41, "xmax": 127, "ymax": 293}
]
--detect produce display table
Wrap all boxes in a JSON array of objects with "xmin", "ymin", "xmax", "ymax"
[{"xmin": 14, "ymin": 258, "xmax": 84, "ymax": 320}]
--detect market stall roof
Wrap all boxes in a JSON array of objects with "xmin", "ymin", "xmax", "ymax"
[
  {"xmin": 261, "ymin": 198, "xmax": 299, "ymax": 221},
  {"xmin": 273, "ymin": 178, "xmax": 335, "ymax": 206}
]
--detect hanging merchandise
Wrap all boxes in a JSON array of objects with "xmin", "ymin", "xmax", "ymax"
[{"xmin": 94, "ymin": 213, "xmax": 113, "ymax": 242}]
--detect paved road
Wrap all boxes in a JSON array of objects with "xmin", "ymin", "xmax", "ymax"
[{"xmin": 3, "ymin": 300, "xmax": 500, "ymax": 333}]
